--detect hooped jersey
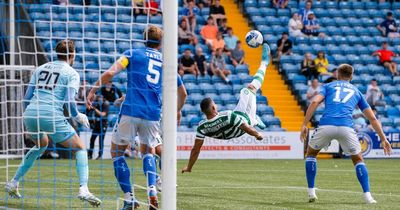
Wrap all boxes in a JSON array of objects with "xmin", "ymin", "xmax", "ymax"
[
  {"xmin": 319, "ymin": 80, "xmax": 370, "ymax": 128},
  {"xmin": 196, "ymin": 110, "xmax": 250, "ymax": 140}
]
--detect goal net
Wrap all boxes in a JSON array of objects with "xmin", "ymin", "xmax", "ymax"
[{"xmin": 0, "ymin": 0, "xmax": 176, "ymax": 209}]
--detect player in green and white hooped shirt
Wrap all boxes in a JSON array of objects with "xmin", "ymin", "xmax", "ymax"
[{"xmin": 182, "ymin": 44, "xmax": 271, "ymax": 173}]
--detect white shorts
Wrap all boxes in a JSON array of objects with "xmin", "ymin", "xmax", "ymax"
[
  {"xmin": 234, "ymin": 88, "xmax": 257, "ymax": 126},
  {"xmin": 112, "ymin": 115, "xmax": 162, "ymax": 148},
  {"xmin": 308, "ymin": 125, "xmax": 361, "ymax": 155}
]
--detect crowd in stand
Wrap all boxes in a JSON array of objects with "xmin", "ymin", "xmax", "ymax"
[{"xmin": 178, "ymin": 0, "xmax": 246, "ymax": 84}]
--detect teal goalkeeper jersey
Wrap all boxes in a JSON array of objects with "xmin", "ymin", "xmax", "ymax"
[{"xmin": 25, "ymin": 61, "xmax": 80, "ymax": 114}]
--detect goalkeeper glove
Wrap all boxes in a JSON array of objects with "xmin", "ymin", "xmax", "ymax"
[{"xmin": 73, "ymin": 113, "xmax": 90, "ymax": 128}]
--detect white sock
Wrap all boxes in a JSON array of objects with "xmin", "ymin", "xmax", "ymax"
[
  {"xmin": 308, "ymin": 188, "xmax": 316, "ymax": 196},
  {"xmin": 124, "ymin": 192, "xmax": 133, "ymax": 201},
  {"xmin": 11, "ymin": 178, "xmax": 19, "ymax": 186},
  {"xmin": 364, "ymin": 192, "xmax": 373, "ymax": 200},
  {"xmin": 79, "ymin": 184, "xmax": 89, "ymax": 193}
]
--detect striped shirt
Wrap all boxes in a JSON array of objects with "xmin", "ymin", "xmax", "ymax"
[
  {"xmin": 196, "ymin": 110, "xmax": 251, "ymax": 140},
  {"xmin": 303, "ymin": 19, "xmax": 319, "ymax": 34}
]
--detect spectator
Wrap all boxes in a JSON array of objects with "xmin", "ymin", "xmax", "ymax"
[
  {"xmin": 306, "ymin": 78, "xmax": 321, "ymax": 105},
  {"xmin": 100, "ymin": 81, "xmax": 123, "ymax": 103},
  {"xmin": 273, "ymin": 0, "xmax": 289, "ymax": 9},
  {"xmin": 200, "ymin": 17, "xmax": 219, "ymax": 49},
  {"xmin": 230, "ymin": 40, "xmax": 245, "ymax": 67},
  {"xmin": 184, "ymin": 0, "xmax": 210, "ymax": 8},
  {"xmin": 353, "ymin": 107, "xmax": 367, "ymax": 131},
  {"xmin": 298, "ymin": 0, "xmax": 313, "ymax": 22},
  {"xmin": 276, "ymin": 32, "xmax": 292, "ymax": 62},
  {"xmin": 211, "ymin": 48, "xmax": 231, "ymax": 84},
  {"xmin": 372, "ymin": 41, "xmax": 399, "ymax": 76},
  {"xmin": 194, "ymin": 47, "xmax": 208, "ymax": 76},
  {"xmin": 224, "ymin": 27, "xmax": 238, "ymax": 51},
  {"xmin": 212, "ymin": 32, "xmax": 225, "ymax": 52},
  {"xmin": 132, "ymin": 0, "xmax": 145, "ymax": 16},
  {"xmin": 179, "ymin": 49, "xmax": 197, "ymax": 76},
  {"xmin": 87, "ymin": 95, "xmax": 109, "ymax": 160},
  {"xmin": 314, "ymin": 51, "xmax": 331, "ymax": 75},
  {"xmin": 303, "ymin": 12, "xmax": 325, "ymax": 38},
  {"xmin": 301, "ymin": 53, "xmax": 319, "ymax": 82},
  {"xmin": 365, "ymin": 79, "xmax": 386, "ymax": 108},
  {"xmin": 182, "ymin": 0, "xmax": 200, "ymax": 34},
  {"xmin": 144, "ymin": 0, "xmax": 161, "ymax": 16},
  {"xmin": 323, "ymin": 68, "xmax": 337, "ymax": 83},
  {"xmin": 288, "ymin": 13, "xmax": 305, "ymax": 37},
  {"xmin": 219, "ymin": 18, "xmax": 229, "ymax": 36},
  {"xmin": 377, "ymin": 12, "xmax": 400, "ymax": 38},
  {"xmin": 178, "ymin": 19, "xmax": 198, "ymax": 45},
  {"xmin": 76, "ymin": 80, "xmax": 88, "ymax": 103},
  {"xmin": 209, "ymin": 0, "xmax": 226, "ymax": 25}
]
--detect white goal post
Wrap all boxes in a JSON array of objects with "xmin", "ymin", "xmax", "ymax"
[{"xmin": 161, "ymin": 0, "xmax": 178, "ymax": 209}]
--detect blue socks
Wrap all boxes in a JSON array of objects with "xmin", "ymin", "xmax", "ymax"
[
  {"xmin": 113, "ymin": 156, "xmax": 132, "ymax": 193},
  {"xmin": 143, "ymin": 154, "xmax": 157, "ymax": 195},
  {"xmin": 13, "ymin": 145, "xmax": 47, "ymax": 182},
  {"xmin": 305, "ymin": 157, "xmax": 317, "ymax": 189},
  {"xmin": 355, "ymin": 162, "xmax": 370, "ymax": 193},
  {"xmin": 76, "ymin": 150, "xmax": 89, "ymax": 187}
]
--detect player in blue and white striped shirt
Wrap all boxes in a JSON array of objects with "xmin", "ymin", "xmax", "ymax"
[{"xmin": 300, "ymin": 64, "xmax": 392, "ymax": 204}]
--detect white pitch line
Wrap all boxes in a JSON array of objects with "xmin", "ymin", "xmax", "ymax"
[
  {"xmin": 178, "ymin": 185, "xmax": 400, "ymax": 198},
  {"xmin": 0, "ymin": 206, "xmax": 20, "ymax": 210}
]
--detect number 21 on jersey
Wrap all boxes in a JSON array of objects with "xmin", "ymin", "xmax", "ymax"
[
  {"xmin": 147, "ymin": 59, "xmax": 162, "ymax": 84},
  {"xmin": 333, "ymin": 87, "xmax": 355, "ymax": 103}
]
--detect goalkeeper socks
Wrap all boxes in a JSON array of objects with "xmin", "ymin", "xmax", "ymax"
[
  {"xmin": 113, "ymin": 156, "xmax": 132, "ymax": 193},
  {"xmin": 305, "ymin": 157, "xmax": 317, "ymax": 189},
  {"xmin": 13, "ymin": 145, "xmax": 47, "ymax": 182},
  {"xmin": 143, "ymin": 154, "xmax": 157, "ymax": 194},
  {"xmin": 76, "ymin": 150, "xmax": 89, "ymax": 187},
  {"xmin": 355, "ymin": 162, "xmax": 370, "ymax": 193}
]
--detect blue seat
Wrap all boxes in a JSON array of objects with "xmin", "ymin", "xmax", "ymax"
[
  {"xmin": 245, "ymin": 7, "xmax": 259, "ymax": 16},
  {"xmin": 197, "ymin": 75, "xmax": 211, "ymax": 84},
  {"xmin": 360, "ymin": 36, "xmax": 375, "ymax": 45},
  {"xmin": 381, "ymin": 85, "xmax": 397, "ymax": 95},
  {"xmin": 136, "ymin": 15, "xmax": 148, "ymax": 23},
  {"xmin": 150, "ymin": 16, "xmax": 162, "ymax": 24},
  {"xmin": 381, "ymin": 118, "xmax": 394, "ymax": 127},
  {"xmin": 351, "ymin": 1, "xmax": 364, "ymax": 10},
  {"xmin": 200, "ymin": 83, "xmax": 216, "ymax": 94},
  {"xmin": 117, "ymin": 14, "xmax": 131, "ymax": 23},
  {"xmin": 227, "ymin": 75, "xmax": 241, "ymax": 85},
  {"xmin": 394, "ymin": 77, "xmax": 400, "ymax": 85},
  {"xmin": 256, "ymin": 96, "xmax": 268, "ymax": 105},
  {"xmin": 220, "ymin": 94, "xmax": 237, "ymax": 105},
  {"xmin": 360, "ymin": 55, "xmax": 376, "ymax": 65},
  {"xmin": 265, "ymin": 16, "xmax": 280, "ymax": 26},
  {"xmin": 276, "ymin": 9, "xmax": 290, "ymax": 17},
  {"xmin": 365, "ymin": 2, "xmax": 378, "ymax": 10},
  {"xmin": 215, "ymin": 84, "xmax": 232, "ymax": 95},
  {"xmin": 244, "ymin": 0, "xmax": 257, "ymax": 7},
  {"xmin": 378, "ymin": 2, "xmax": 391, "ymax": 10},
  {"xmin": 251, "ymin": 16, "xmax": 265, "ymax": 26},
  {"xmin": 183, "ymin": 104, "xmax": 199, "ymax": 116},
  {"xmin": 182, "ymin": 74, "xmax": 197, "ymax": 84},
  {"xmin": 320, "ymin": 17, "xmax": 335, "ymax": 27},
  {"xmin": 236, "ymin": 65, "xmax": 249, "ymax": 74},
  {"xmin": 259, "ymin": 8, "xmax": 276, "ymax": 16}
]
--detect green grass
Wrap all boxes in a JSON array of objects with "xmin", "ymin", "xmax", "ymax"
[{"xmin": 1, "ymin": 159, "xmax": 399, "ymax": 209}]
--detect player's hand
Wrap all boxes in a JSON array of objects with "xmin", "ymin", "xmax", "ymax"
[
  {"xmin": 300, "ymin": 125, "xmax": 308, "ymax": 142},
  {"xmin": 177, "ymin": 111, "xmax": 182, "ymax": 126},
  {"xmin": 74, "ymin": 113, "xmax": 90, "ymax": 128},
  {"xmin": 256, "ymin": 133, "xmax": 263, "ymax": 141},
  {"xmin": 86, "ymin": 91, "xmax": 95, "ymax": 109},
  {"xmin": 382, "ymin": 140, "xmax": 392, "ymax": 156},
  {"xmin": 181, "ymin": 166, "xmax": 191, "ymax": 173}
]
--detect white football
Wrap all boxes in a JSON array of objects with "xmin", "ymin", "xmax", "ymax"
[{"xmin": 245, "ymin": 30, "xmax": 264, "ymax": 48}]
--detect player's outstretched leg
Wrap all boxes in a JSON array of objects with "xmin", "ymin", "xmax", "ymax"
[
  {"xmin": 305, "ymin": 156, "xmax": 318, "ymax": 202},
  {"xmin": 60, "ymin": 134, "xmax": 102, "ymax": 207},
  {"xmin": 352, "ymin": 154, "xmax": 376, "ymax": 204},
  {"xmin": 5, "ymin": 136, "xmax": 49, "ymax": 199},
  {"xmin": 143, "ymin": 153, "xmax": 159, "ymax": 210},
  {"xmin": 248, "ymin": 43, "xmax": 271, "ymax": 129},
  {"xmin": 112, "ymin": 142, "xmax": 140, "ymax": 210}
]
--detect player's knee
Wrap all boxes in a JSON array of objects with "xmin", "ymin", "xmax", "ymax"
[{"xmin": 351, "ymin": 154, "xmax": 364, "ymax": 165}]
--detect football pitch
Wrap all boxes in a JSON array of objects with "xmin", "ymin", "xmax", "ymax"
[{"xmin": 1, "ymin": 159, "xmax": 399, "ymax": 209}]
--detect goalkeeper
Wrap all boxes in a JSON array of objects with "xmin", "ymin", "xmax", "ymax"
[
  {"xmin": 182, "ymin": 44, "xmax": 270, "ymax": 173},
  {"xmin": 5, "ymin": 40, "xmax": 101, "ymax": 207}
]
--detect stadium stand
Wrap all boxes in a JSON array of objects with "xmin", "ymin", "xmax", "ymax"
[
  {"xmin": 243, "ymin": 0, "xmax": 400, "ymax": 132},
  {"xmin": 24, "ymin": 0, "xmax": 283, "ymax": 131}
]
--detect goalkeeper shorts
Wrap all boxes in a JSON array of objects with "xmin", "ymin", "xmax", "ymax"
[{"xmin": 23, "ymin": 109, "xmax": 76, "ymax": 143}]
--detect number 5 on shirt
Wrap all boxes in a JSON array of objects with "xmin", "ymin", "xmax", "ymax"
[{"xmin": 147, "ymin": 59, "xmax": 162, "ymax": 84}]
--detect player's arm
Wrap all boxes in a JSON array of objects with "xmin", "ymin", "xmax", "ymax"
[
  {"xmin": 182, "ymin": 138, "xmax": 204, "ymax": 173},
  {"xmin": 239, "ymin": 122, "xmax": 263, "ymax": 140},
  {"xmin": 65, "ymin": 88, "xmax": 90, "ymax": 128},
  {"xmin": 300, "ymin": 94, "xmax": 325, "ymax": 142},
  {"xmin": 177, "ymin": 84, "xmax": 187, "ymax": 126},
  {"xmin": 363, "ymin": 109, "xmax": 392, "ymax": 156},
  {"xmin": 23, "ymin": 86, "xmax": 35, "ymax": 109},
  {"xmin": 87, "ymin": 57, "xmax": 127, "ymax": 108}
]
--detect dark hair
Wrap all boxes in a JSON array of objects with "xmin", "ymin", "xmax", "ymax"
[
  {"xmin": 282, "ymin": 32, "xmax": 288, "ymax": 35},
  {"xmin": 227, "ymin": 27, "xmax": 233, "ymax": 31},
  {"xmin": 387, "ymin": 12, "xmax": 393, "ymax": 17},
  {"xmin": 144, "ymin": 25, "xmax": 163, "ymax": 48},
  {"xmin": 382, "ymin": 41, "xmax": 388, "ymax": 45},
  {"xmin": 371, "ymin": 78, "xmax": 377, "ymax": 82},
  {"xmin": 236, "ymin": 40, "xmax": 241, "ymax": 44},
  {"xmin": 200, "ymin": 97, "xmax": 213, "ymax": 114},
  {"xmin": 317, "ymin": 51, "xmax": 325, "ymax": 59},
  {"xmin": 207, "ymin": 16, "xmax": 214, "ymax": 21},
  {"xmin": 56, "ymin": 40, "xmax": 75, "ymax": 61},
  {"xmin": 337, "ymin": 64, "xmax": 354, "ymax": 80}
]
